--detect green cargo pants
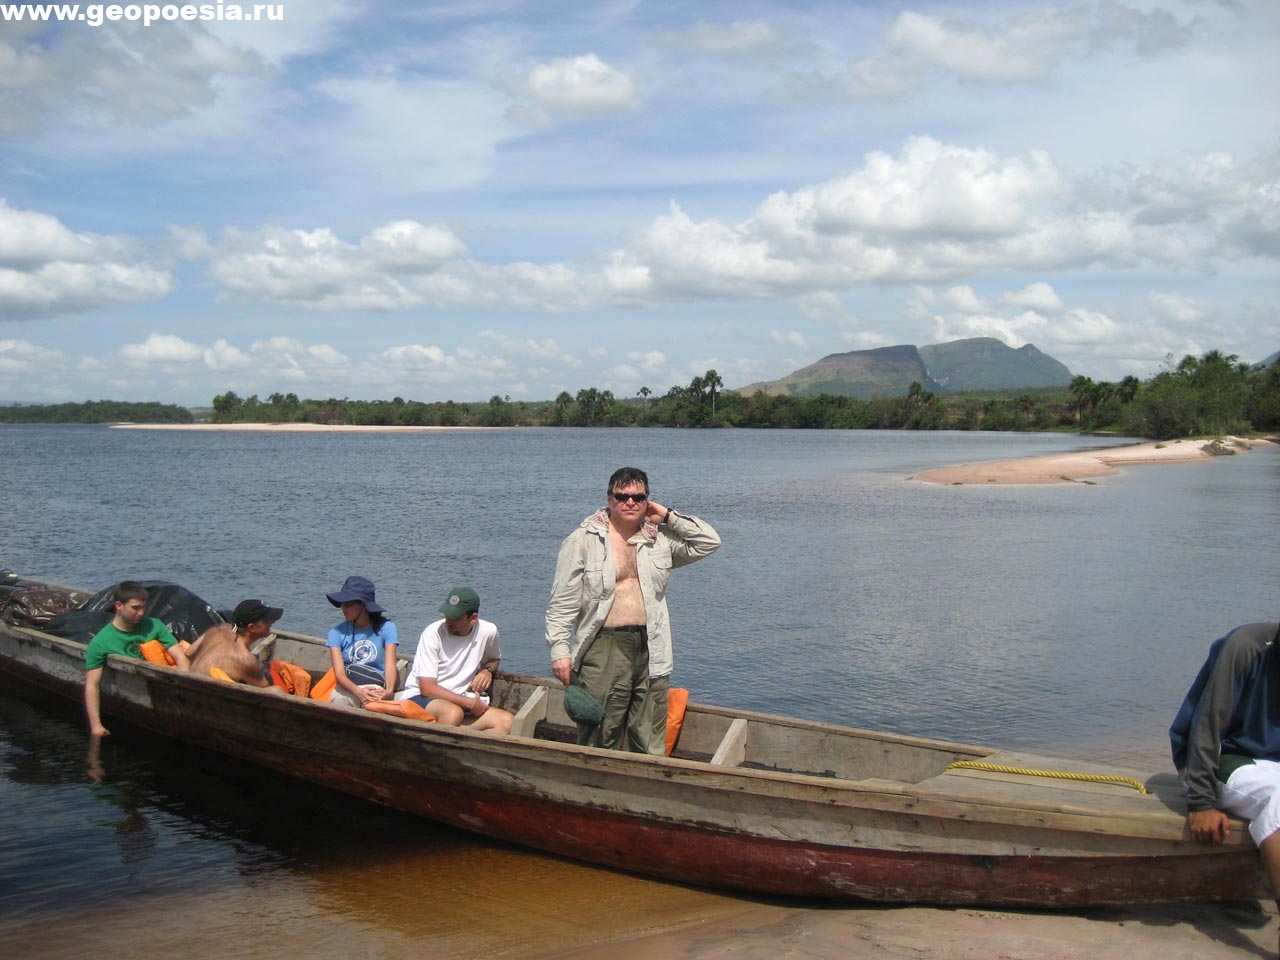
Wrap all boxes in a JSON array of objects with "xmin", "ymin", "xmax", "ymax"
[{"xmin": 573, "ymin": 626, "xmax": 669, "ymax": 755}]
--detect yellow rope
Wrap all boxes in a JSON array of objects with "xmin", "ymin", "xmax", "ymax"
[{"xmin": 945, "ymin": 760, "xmax": 1149, "ymax": 794}]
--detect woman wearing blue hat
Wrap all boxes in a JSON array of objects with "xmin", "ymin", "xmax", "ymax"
[{"xmin": 325, "ymin": 575, "xmax": 398, "ymax": 708}]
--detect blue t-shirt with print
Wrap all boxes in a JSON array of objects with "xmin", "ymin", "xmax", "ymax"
[{"xmin": 326, "ymin": 620, "xmax": 397, "ymax": 672}]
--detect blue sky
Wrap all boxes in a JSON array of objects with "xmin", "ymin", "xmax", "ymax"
[{"xmin": 1, "ymin": 0, "xmax": 1277, "ymax": 405}]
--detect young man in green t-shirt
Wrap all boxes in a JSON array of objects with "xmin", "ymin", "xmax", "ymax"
[{"xmin": 84, "ymin": 581, "xmax": 191, "ymax": 736}]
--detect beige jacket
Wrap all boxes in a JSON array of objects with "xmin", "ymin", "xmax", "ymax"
[{"xmin": 544, "ymin": 508, "xmax": 721, "ymax": 678}]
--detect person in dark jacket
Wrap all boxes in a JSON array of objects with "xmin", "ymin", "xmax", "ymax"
[{"xmin": 1170, "ymin": 621, "xmax": 1280, "ymax": 919}]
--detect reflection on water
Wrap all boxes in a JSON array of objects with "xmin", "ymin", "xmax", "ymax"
[{"xmin": 0, "ymin": 680, "xmax": 745, "ymax": 959}]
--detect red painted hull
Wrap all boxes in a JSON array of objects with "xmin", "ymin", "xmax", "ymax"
[{"xmin": 0, "ymin": 629, "xmax": 1263, "ymax": 907}]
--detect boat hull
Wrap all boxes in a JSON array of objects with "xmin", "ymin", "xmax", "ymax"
[{"xmin": 0, "ymin": 619, "xmax": 1262, "ymax": 907}]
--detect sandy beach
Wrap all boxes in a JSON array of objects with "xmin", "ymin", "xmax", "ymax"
[{"xmin": 915, "ymin": 436, "xmax": 1277, "ymax": 485}]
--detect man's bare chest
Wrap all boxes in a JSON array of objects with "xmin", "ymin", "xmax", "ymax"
[{"xmin": 610, "ymin": 531, "xmax": 638, "ymax": 582}]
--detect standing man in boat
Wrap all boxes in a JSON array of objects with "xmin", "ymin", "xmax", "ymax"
[
  {"xmin": 545, "ymin": 466, "xmax": 720, "ymax": 754},
  {"xmin": 83, "ymin": 580, "xmax": 192, "ymax": 736},
  {"xmin": 396, "ymin": 586, "xmax": 514, "ymax": 733},
  {"xmin": 1170, "ymin": 620, "xmax": 1280, "ymax": 929},
  {"xmin": 186, "ymin": 599, "xmax": 284, "ymax": 688}
]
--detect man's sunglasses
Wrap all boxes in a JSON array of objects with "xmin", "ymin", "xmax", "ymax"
[{"xmin": 611, "ymin": 491, "xmax": 648, "ymax": 503}]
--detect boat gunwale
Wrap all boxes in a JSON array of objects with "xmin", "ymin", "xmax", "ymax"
[{"xmin": 0, "ymin": 616, "xmax": 1236, "ymax": 847}]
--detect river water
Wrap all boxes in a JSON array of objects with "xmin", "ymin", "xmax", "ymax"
[{"xmin": 1, "ymin": 425, "xmax": 1277, "ymax": 958}]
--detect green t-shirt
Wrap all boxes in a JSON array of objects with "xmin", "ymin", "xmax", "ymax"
[{"xmin": 84, "ymin": 618, "xmax": 179, "ymax": 670}]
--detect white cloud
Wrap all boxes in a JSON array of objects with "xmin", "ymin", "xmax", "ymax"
[
  {"xmin": 205, "ymin": 222, "xmax": 458, "ymax": 310},
  {"xmin": 626, "ymin": 350, "xmax": 667, "ymax": 371},
  {"xmin": 887, "ymin": 9, "xmax": 1087, "ymax": 82},
  {"xmin": 1002, "ymin": 281, "xmax": 1064, "ymax": 314},
  {"xmin": 479, "ymin": 331, "xmax": 582, "ymax": 366},
  {"xmin": 943, "ymin": 285, "xmax": 985, "ymax": 313},
  {"xmin": 770, "ymin": 329, "xmax": 808, "ymax": 350},
  {"xmin": 414, "ymin": 261, "xmax": 598, "ymax": 312},
  {"xmin": 843, "ymin": 3, "xmax": 1201, "ymax": 100},
  {"xmin": 0, "ymin": 200, "xmax": 173, "ymax": 317},
  {"xmin": 0, "ymin": 338, "xmax": 65, "ymax": 373},
  {"xmin": 522, "ymin": 54, "xmax": 636, "ymax": 114},
  {"xmin": 0, "ymin": 23, "xmax": 264, "ymax": 133},
  {"xmin": 120, "ymin": 334, "xmax": 204, "ymax": 365},
  {"xmin": 1147, "ymin": 291, "xmax": 1206, "ymax": 325},
  {"xmin": 362, "ymin": 222, "xmax": 468, "ymax": 272},
  {"xmin": 605, "ymin": 138, "xmax": 1280, "ymax": 302}
]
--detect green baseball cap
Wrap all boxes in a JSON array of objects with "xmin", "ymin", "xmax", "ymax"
[{"xmin": 439, "ymin": 586, "xmax": 480, "ymax": 619}]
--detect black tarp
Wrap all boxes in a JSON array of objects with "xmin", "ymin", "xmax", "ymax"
[{"xmin": 44, "ymin": 580, "xmax": 226, "ymax": 645}]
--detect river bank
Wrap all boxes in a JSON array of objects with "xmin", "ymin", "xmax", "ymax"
[
  {"xmin": 914, "ymin": 435, "xmax": 1277, "ymax": 485},
  {"xmin": 108, "ymin": 421, "xmax": 497, "ymax": 431}
]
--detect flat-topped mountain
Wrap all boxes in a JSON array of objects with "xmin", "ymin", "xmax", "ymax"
[{"xmin": 737, "ymin": 337, "xmax": 1072, "ymax": 398}]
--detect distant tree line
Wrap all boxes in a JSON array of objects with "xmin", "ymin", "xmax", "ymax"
[
  {"xmin": 0, "ymin": 400, "xmax": 193, "ymax": 424},
  {"xmin": 4, "ymin": 350, "xmax": 1273, "ymax": 439},
  {"xmin": 204, "ymin": 351, "xmax": 1279, "ymax": 440}
]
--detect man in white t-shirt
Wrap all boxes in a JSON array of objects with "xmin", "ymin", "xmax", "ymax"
[{"xmin": 397, "ymin": 586, "xmax": 514, "ymax": 733}]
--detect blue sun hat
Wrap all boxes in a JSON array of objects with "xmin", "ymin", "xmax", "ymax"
[{"xmin": 325, "ymin": 576, "xmax": 385, "ymax": 614}]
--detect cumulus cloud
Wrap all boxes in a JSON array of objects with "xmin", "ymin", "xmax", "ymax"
[
  {"xmin": 0, "ymin": 200, "xmax": 173, "ymax": 318},
  {"xmin": 887, "ymin": 8, "xmax": 1087, "ymax": 82},
  {"xmin": 199, "ymin": 220, "xmax": 607, "ymax": 313},
  {"xmin": 626, "ymin": 350, "xmax": 667, "ymax": 371},
  {"xmin": 479, "ymin": 331, "xmax": 583, "ymax": 366},
  {"xmin": 61, "ymin": 330, "xmax": 531, "ymax": 399},
  {"xmin": 943, "ymin": 285, "xmax": 986, "ymax": 313},
  {"xmin": 0, "ymin": 338, "xmax": 65, "ymax": 373},
  {"xmin": 1147, "ymin": 292, "xmax": 1206, "ymax": 325},
  {"xmin": 0, "ymin": 23, "xmax": 264, "ymax": 133},
  {"xmin": 120, "ymin": 334, "xmax": 204, "ymax": 365},
  {"xmin": 771, "ymin": 329, "xmax": 808, "ymax": 350},
  {"xmin": 521, "ymin": 54, "xmax": 636, "ymax": 114},
  {"xmin": 413, "ymin": 261, "xmax": 598, "ymax": 312},
  {"xmin": 1002, "ymin": 281, "xmax": 1064, "ymax": 313},
  {"xmin": 842, "ymin": 3, "xmax": 1201, "ymax": 99},
  {"xmin": 203, "ymin": 222, "xmax": 461, "ymax": 310},
  {"xmin": 603, "ymin": 139, "xmax": 1280, "ymax": 303}
]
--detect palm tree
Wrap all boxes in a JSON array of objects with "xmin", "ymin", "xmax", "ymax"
[
  {"xmin": 638, "ymin": 386, "xmax": 651, "ymax": 408},
  {"xmin": 1118, "ymin": 376, "xmax": 1140, "ymax": 404},
  {"xmin": 1069, "ymin": 375, "xmax": 1094, "ymax": 422},
  {"xmin": 703, "ymin": 369, "xmax": 723, "ymax": 415}
]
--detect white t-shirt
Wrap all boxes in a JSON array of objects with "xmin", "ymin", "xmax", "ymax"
[{"xmin": 397, "ymin": 618, "xmax": 501, "ymax": 700}]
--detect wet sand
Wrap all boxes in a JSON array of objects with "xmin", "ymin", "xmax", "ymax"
[
  {"xmin": 556, "ymin": 899, "xmax": 1276, "ymax": 960},
  {"xmin": 915, "ymin": 436, "xmax": 1276, "ymax": 485}
]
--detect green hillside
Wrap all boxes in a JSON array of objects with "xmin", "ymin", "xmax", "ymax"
[
  {"xmin": 738, "ymin": 344, "xmax": 940, "ymax": 399},
  {"xmin": 920, "ymin": 338, "xmax": 1072, "ymax": 391},
  {"xmin": 738, "ymin": 338, "xmax": 1072, "ymax": 398}
]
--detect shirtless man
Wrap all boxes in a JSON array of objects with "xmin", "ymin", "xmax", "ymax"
[
  {"xmin": 545, "ymin": 466, "xmax": 720, "ymax": 754},
  {"xmin": 187, "ymin": 599, "xmax": 283, "ymax": 688}
]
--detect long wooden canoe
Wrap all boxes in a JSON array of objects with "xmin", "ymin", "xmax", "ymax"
[{"xmin": 0, "ymin": 579, "xmax": 1262, "ymax": 907}]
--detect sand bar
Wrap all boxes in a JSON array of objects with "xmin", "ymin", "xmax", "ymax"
[{"xmin": 915, "ymin": 436, "xmax": 1277, "ymax": 486}]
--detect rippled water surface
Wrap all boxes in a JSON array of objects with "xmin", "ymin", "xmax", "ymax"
[{"xmin": 1, "ymin": 425, "xmax": 1277, "ymax": 956}]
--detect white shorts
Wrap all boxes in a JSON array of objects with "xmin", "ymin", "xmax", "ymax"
[{"xmin": 1220, "ymin": 758, "xmax": 1280, "ymax": 846}]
